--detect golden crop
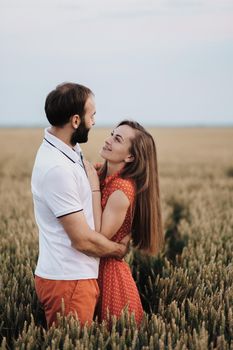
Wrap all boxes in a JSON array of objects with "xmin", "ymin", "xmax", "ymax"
[{"xmin": 0, "ymin": 127, "xmax": 233, "ymax": 349}]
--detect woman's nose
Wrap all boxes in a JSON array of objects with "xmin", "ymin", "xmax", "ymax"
[{"xmin": 105, "ymin": 136, "xmax": 112, "ymax": 145}]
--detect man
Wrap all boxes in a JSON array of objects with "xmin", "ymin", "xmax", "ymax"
[{"xmin": 31, "ymin": 82, "xmax": 129, "ymax": 327}]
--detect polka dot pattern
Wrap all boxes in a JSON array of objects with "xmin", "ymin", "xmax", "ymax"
[{"xmin": 97, "ymin": 172, "xmax": 143, "ymax": 326}]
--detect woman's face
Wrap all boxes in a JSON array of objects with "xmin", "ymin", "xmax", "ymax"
[{"xmin": 100, "ymin": 124, "xmax": 135, "ymax": 164}]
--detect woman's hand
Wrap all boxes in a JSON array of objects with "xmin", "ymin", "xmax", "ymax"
[
  {"xmin": 83, "ymin": 159, "xmax": 100, "ymax": 191},
  {"xmin": 94, "ymin": 162, "xmax": 103, "ymax": 172},
  {"xmin": 83, "ymin": 159, "xmax": 102, "ymax": 232}
]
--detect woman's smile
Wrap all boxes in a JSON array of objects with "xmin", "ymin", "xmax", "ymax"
[{"xmin": 102, "ymin": 144, "xmax": 112, "ymax": 151}]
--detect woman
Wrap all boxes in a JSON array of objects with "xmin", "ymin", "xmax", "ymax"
[{"xmin": 85, "ymin": 120, "xmax": 164, "ymax": 326}]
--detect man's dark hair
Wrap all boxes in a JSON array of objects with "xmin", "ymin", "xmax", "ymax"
[{"xmin": 44, "ymin": 82, "xmax": 94, "ymax": 127}]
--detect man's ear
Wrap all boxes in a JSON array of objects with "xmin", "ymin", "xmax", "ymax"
[
  {"xmin": 71, "ymin": 114, "xmax": 80, "ymax": 129},
  {"xmin": 125, "ymin": 154, "xmax": 135, "ymax": 163}
]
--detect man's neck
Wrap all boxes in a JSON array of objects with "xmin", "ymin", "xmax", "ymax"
[{"xmin": 49, "ymin": 126, "xmax": 73, "ymax": 148}]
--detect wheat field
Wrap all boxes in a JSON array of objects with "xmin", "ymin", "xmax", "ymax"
[{"xmin": 0, "ymin": 127, "xmax": 233, "ymax": 349}]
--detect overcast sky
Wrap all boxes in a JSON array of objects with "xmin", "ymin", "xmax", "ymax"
[{"xmin": 0, "ymin": 0, "xmax": 233, "ymax": 127}]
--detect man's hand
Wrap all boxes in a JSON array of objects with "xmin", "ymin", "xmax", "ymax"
[{"xmin": 118, "ymin": 234, "xmax": 131, "ymax": 259}]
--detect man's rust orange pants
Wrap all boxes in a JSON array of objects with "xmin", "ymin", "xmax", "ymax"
[{"xmin": 35, "ymin": 276, "xmax": 99, "ymax": 327}]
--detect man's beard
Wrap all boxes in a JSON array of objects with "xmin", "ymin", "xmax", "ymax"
[{"xmin": 70, "ymin": 119, "xmax": 90, "ymax": 145}]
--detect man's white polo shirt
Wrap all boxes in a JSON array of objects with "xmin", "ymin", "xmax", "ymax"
[{"xmin": 31, "ymin": 128, "xmax": 99, "ymax": 280}]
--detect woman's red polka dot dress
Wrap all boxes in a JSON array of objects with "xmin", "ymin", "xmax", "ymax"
[{"xmin": 97, "ymin": 172, "xmax": 143, "ymax": 326}]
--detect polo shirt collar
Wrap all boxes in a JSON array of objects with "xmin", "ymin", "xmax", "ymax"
[{"xmin": 44, "ymin": 128, "xmax": 82, "ymax": 164}]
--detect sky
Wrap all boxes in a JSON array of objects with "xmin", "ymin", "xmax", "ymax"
[{"xmin": 0, "ymin": 0, "xmax": 233, "ymax": 127}]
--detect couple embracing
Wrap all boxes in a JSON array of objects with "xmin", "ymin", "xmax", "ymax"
[{"xmin": 31, "ymin": 82, "xmax": 163, "ymax": 328}]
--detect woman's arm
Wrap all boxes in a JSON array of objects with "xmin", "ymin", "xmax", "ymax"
[
  {"xmin": 83, "ymin": 160, "xmax": 102, "ymax": 232},
  {"xmin": 84, "ymin": 160, "xmax": 130, "ymax": 239},
  {"xmin": 100, "ymin": 190, "xmax": 130, "ymax": 239},
  {"xmin": 91, "ymin": 190, "xmax": 102, "ymax": 232}
]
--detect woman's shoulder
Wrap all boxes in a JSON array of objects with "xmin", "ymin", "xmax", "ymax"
[{"xmin": 111, "ymin": 176, "xmax": 136, "ymax": 197}]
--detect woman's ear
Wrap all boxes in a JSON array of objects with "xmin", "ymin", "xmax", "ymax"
[
  {"xmin": 71, "ymin": 114, "xmax": 80, "ymax": 129},
  {"xmin": 125, "ymin": 154, "xmax": 135, "ymax": 163}
]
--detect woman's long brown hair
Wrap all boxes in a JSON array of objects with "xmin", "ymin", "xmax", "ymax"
[{"xmin": 99, "ymin": 120, "xmax": 164, "ymax": 255}]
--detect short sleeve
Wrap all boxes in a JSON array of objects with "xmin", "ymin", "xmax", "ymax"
[
  {"xmin": 42, "ymin": 165, "xmax": 83, "ymax": 218},
  {"xmin": 110, "ymin": 178, "xmax": 135, "ymax": 204}
]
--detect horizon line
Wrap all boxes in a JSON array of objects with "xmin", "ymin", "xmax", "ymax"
[{"xmin": 0, "ymin": 123, "xmax": 233, "ymax": 129}]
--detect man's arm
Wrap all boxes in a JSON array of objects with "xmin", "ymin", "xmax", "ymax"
[
  {"xmin": 59, "ymin": 211, "xmax": 129, "ymax": 258},
  {"xmin": 43, "ymin": 165, "xmax": 129, "ymax": 258}
]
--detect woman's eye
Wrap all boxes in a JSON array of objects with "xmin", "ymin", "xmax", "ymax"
[{"xmin": 110, "ymin": 131, "xmax": 120, "ymax": 142}]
